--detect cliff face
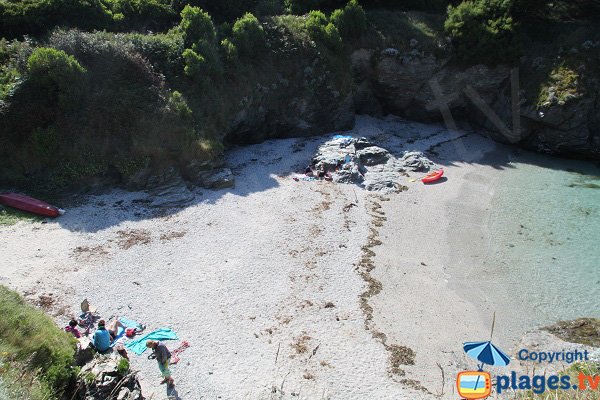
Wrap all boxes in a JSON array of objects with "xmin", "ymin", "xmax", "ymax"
[{"xmin": 352, "ymin": 46, "xmax": 600, "ymax": 158}]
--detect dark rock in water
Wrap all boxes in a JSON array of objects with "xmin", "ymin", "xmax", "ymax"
[
  {"xmin": 544, "ymin": 318, "xmax": 600, "ymax": 347},
  {"xmin": 356, "ymin": 146, "xmax": 390, "ymax": 166}
]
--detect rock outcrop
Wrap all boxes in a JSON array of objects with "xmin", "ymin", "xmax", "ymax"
[
  {"xmin": 310, "ymin": 136, "xmax": 434, "ymax": 193},
  {"xmin": 76, "ymin": 354, "xmax": 144, "ymax": 400},
  {"xmin": 353, "ymin": 44, "xmax": 600, "ymax": 158}
]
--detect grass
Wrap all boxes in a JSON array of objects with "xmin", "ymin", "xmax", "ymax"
[
  {"xmin": 511, "ymin": 362, "xmax": 600, "ymax": 400},
  {"xmin": 537, "ymin": 63, "xmax": 582, "ymax": 107},
  {"xmin": 0, "ymin": 285, "xmax": 77, "ymax": 399},
  {"xmin": 0, "ymin": 205, "xmax": 42, "ymax": 226}
]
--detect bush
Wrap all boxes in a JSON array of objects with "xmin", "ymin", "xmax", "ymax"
[
  {"xmin": 0, "ymin": 0, "xmax": 112, "ymax": 38},
  {"xmin": 305, "ymin": 10, "xmax": 342, "ymax": 50},
  {"xmin": 231, "ymin": 12, "xmax": 266, "ymax": 57},
  {"xmin": 110, "ymin": 0, "xmax": 177, "ymax": 31},
  {"xmin": 330, "ymin": 0, "xmax": 367, "ymax": 39},
  {"xmin": 220, "ymin": 38, "xmax": 239, "ymax": 62},
  {"xmin": 168, "ymin": 90, "xmax": 193, "ymax": 119},
  {"xmin": 127, "ymin": 31, "xmax": 185, "ymax": 77},
  {"xmin": 26, "ymin": 47, "xmax": 86, "ymax": 101},
  {"xmin": 180, "ymin": 5, "xmax": 216, "ymax": 48},
  {"xmin": 444, "ymin": 0, "xmax": 520, "ymax": 65},
  {"xmin": 172, "ymin": 0, "xmax": 259, "ymax": 21},
  {"xmin": 182, "ymin": 47, "xmax": 206, "ymax": 77},
  {"xmin": 0, "ymin": 285, "xmax": 77, "ymax": 396},
  {"xmin": 324, "ymin": 22, "xmax": 343, "ymax": 50},
  {"xmin": 305, "ymin": 10, "xmax": 329, "ymax": 37}
]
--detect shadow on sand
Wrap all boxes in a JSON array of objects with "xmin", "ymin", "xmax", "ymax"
[{"xmin": 38, "ymin": 115, "xmax": 598, "ymax": 233}]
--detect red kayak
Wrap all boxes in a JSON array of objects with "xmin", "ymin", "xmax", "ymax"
[
  {"xmin": 422, "ymin": 169, "xmax": 444, "ymax": 184},
  {"xmin": 0, "ymin": 193, "xmax": 64, "ymax": 217}
]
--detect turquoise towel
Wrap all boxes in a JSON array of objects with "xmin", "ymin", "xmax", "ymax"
[
  {"xmin": 125, "ymin": 328, "xmax": 179, "ymax": 355},
  {"xmin": 110, "ymin": 327, "xmax": 125, "ymax": 348},
  {"xmin": 119, "ymin": 317, "xmax": 142, "ymax": 329}
]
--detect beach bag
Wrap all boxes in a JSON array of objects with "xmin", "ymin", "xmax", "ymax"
[{"xmin": 126, "ymin": 328, "xmax": 137, "ymax": 338}]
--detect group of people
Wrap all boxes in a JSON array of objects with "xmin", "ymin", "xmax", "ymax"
[{"xmin": 64, "ymin": 304, "xmax": 175, "ymax": 387}]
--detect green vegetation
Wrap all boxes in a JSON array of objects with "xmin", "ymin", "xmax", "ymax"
[
  {"xmin": 537, "ymin": 64, "xmax": 581, "ymax": 107},
  {"xmin": 0, "ymin": 286, "xmax": 77, "ymax": 399},
  {"xmin": 0, "ymin": 205, "xmax": 42, "ymax": 226},
  {"xmin": 514, "ymin": 362, "xmax": 600, "ymax": 400},
  {"xmin": 231, "ymin": 13, "xmax": 266, "ymax": 57},
  {"xmin": 305, "ymin": 10, "xmax": 342, "ymax": 50},
  {"xmin": 0, "ymin": 0, "xmax": 598, "ymax": 191},
  {"xmin": 331, "ymin": 0, "xmax": 367, "ymax": 39},
  {"xmin": 117, "ymin": 358, "xmax": 130, "ymax": 376},
  {"xmin": 445, "ymin": 0, "xmax": 519, "ymax": 64}
]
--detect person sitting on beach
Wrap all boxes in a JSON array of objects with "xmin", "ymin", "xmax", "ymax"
[
  {"xmin": 65, "ymin": 319, "xmax": 81, "ymax": 338},
  {"xmin": 146, "ymin": 340, "xmax": 174, "ymax": 386},
  {"xmin": 92, "ymin": 320, "xmax": 111, "ymax": 352},
  {"xmin": 106, "ymin": 318, "xmax": 126, "ymax": 341}
]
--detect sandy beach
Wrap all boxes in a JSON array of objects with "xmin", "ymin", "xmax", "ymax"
[{"xmin": 0, "ymin": 115, "xmax": 573, "ymax": 399}]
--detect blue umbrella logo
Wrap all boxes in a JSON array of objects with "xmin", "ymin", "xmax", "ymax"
[
  {"xmin": 463, "ymin": 341, "xmax": 511, "ymax": 369},
  {"xmin": 461, "ymin": 313, "xmax": 511, "ymax": 396},
  {"xmin": 463, "ymin": 312, "xmax": 510, "ymax": 369}
]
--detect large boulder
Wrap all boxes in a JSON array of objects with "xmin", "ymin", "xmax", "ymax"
[{"xmin": 77, "ymin": 354, "xmax": 144, "ymax": 400}]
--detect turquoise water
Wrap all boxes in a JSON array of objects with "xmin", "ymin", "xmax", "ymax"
[{"xmin": 488, "ymin": 152, "xmax": 600, "ymax": 325}]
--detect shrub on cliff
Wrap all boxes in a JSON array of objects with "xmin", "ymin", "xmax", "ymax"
[
  {"xmin": 330, "ymin": 0, "xmax": 367, "ymax": 39},
  {"xmin": 444, "ymin": 0, "xmax": 520, "ymax": 65},
  {"xmin": 0, "ymin": 0, "xmax": 112, "ymax": 38},
  {"xmin": 109, "ymin": 0, "xmax": 177, "ymax": 31},
  {"xmin": 231, "ymin": 13, "xmax": 266, "ymax": 57},
  {"xmin": 180, "ymin": 5, "xmax": 217, "ymax": 47},
  {"xmin": 26, "ymin": 47, "xmax": 86, "ymax": 108},
  {"xmin": 305, "ymin": 10, "xmax": 343, "ymax": 50}
]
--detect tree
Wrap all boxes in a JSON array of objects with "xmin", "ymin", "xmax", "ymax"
[
  {"xmin": 180, "ymin": 5, "xmax": 216, "ymax": 47},
  {"xmin": 331, "ymin": 0, "xmax": 367, "ymax": 39},
  {"xmin": 231, "ymin": 12, "xmax": 266, "ymax": 57},
  {"xmin": 445, "ymin": 0, "xmax": 520, "ymax": 64}
]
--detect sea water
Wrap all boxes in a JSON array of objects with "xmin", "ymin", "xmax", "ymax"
[{"xmin": 488, "ymin": 151, "xmax": 600, "ymax": 326}]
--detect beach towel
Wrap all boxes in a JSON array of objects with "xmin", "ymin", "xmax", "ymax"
[
  {"xmin": 125, "ymin": 328, "xmax": 179, "ymax": 355},
  {"xmin": 119, "ymin": 317, "xmax": 143, "ymax": 329},
  {"xmin": 110, "ymin": 327, "xmax": 126, "ymax": 348}
]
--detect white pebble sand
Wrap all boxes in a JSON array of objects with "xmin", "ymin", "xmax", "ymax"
[{"xmin": 0, "ymin": 116, "xmax": 551, "ymax": 399}]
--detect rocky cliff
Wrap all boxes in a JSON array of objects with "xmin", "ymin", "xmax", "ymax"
[{"xmin": 351, "ymin": 42, "xmax": 600, "ymax": 158}]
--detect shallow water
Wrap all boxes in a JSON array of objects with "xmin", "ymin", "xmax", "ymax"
[{"xmin": 488, "ymin": 151, "xmax": 600, "ymax": 326}]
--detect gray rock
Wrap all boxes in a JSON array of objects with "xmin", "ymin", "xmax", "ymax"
[
  {"xmin": 309, "ymin": 136, "xmax": 430, "ymax": 192},
  {"xmin": 381, "ymin": 48, "xmax": 399, "ymax": 57},
  {"xmin": 399, "ymin": 151, "xmax": 434, "ymax": 172},
  {"xmin": 147, "ymin": 176, "xmax": 195, "ymax": 208},
  {"xmin": 76, "ymin": 337, "xmax": 95, "ymax": 366},
  {"xmin": 356, "ymin": 146, "xmax": 390, "ymax": 166},
  {"xmin": 78, "ymin": 354, "xmax": 144, "ymax": 400},
  {"xmin": 197, "ymin": 168, "xmax": 235, "ymax": 189}
]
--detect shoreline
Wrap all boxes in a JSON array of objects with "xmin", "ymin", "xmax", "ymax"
[{"xmin": 0, "ymin": 115, "xmax": 597, "ymax": 399}]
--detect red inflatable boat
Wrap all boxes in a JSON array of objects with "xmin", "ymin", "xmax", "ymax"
[
  {"xmin": 0, "ymin": 193, "xmax": 64, "ymax": 217},
  {"xmin": 422, "ymin": 169, "xmax": 444, "ymax": 184}
]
